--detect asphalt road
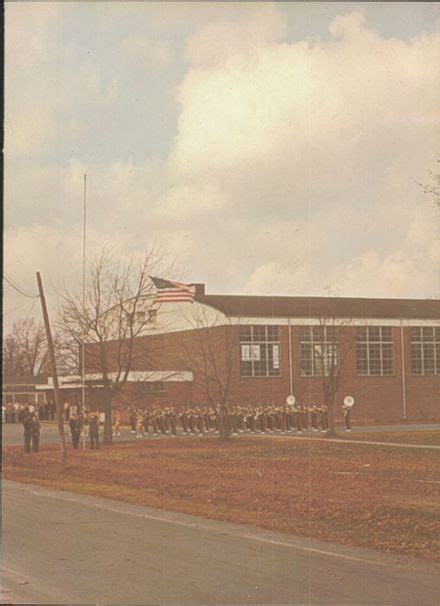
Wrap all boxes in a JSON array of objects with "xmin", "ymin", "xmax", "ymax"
[
  {"xmin": 3, "ymin": 421, "xmax": 440, "ymax": 447},
  {"xmin": 2, "ymin": 480, "xmax": 440, "ymax": 605}
]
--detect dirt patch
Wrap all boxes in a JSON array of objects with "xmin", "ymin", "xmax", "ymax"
[{"xmin": 4, "ymin": 437, "xmax": 440, "ymax": 561}]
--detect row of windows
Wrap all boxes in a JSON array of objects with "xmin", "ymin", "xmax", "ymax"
[{"xmin": 239, "ymin": 325, "xmax": 440, "ymax": 377}]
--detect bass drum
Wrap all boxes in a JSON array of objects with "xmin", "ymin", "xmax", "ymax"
[{"xmin": 343, "ymin": 395, "xmax": 355, "ymax": 408}]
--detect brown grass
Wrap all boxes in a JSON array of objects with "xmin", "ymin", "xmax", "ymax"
[{"xmin": 4, "ymin": 436, "xmax": 440, "ymax": 561}]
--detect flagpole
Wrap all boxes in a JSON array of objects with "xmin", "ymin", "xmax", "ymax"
[{"xmin": 81, "ymin": 174, "xmax": 87, "ymax": 414}]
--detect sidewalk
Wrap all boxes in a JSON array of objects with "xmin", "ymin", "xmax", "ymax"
[
  {"xmin": 257, "ymin": 432, "xmax": 440, "ymax": 450},
  {"xmin": 335, "ymin": 423, "xmax": 440, "ymax": 433}
]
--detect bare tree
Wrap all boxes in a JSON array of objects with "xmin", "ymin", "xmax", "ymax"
[
  {"xmin": 304, "ymin": 318, "xmax": 355, "ymax": 435},
  {"xmin": 179, "ymin": 308, "xmax": 236, "ymax": 438},
  {"xmin": 3, "ymin": 332, "xmax": 22, "ymax": 376},
  {"xmin": 58, "ymin": 248, "xmax": 169, "ymax": 444},
  {"xmin": 2, "ymin": 318, "xmax": 50, "ymax": 376}
]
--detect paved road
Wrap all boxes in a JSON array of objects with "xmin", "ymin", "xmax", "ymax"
[
  {"xmin": 3, "ymin": 480, "xmax": 440, "ymax": 605},
  {"xmin": 3, "ymin": 422, "xmax": 440, "ymax": 447}
]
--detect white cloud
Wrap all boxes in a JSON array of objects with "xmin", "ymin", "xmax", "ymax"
[
  {"xmin": 4, "ymin": 4, "xmax": 440, "ymax": 329},
  {"xmin": 166, "ymin": 6, "xmax": 440, "ymax": 298}
]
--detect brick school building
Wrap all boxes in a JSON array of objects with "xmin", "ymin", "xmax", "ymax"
[{"xmin": 41, "ymin": 285, "xmax": 439, "ymax": 424}]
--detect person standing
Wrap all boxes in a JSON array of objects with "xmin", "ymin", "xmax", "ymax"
[
  {"xmin": 113, "ymin": 410, "xmax": 121, "ymax": 437},
  {"xmin": 69, "ymin": 414, "xmax": 81, "ymax": 449},
  {"xmin": 89, "ymin": 413, "xmax": 100, "ymax": 449},
  {"xmin": 310, "ymin": 405, "xmax": 319, "ymax": 432},
  {"xmin": 169, "ymin": 407, "xmax": 177, "ymax": 437},
  {"xmin": 180, "ymin": 408, "xmax": 188, "ymax": 434},
  {"xmin": 319, "ymin": 404, "xmax": 329, "ymax": 432},
  {"xmin": 300, "ymin": 406, "xmax": 308, "ymax": 432},
  {"xmin": 22, "ymin": 407, "xmax": 32, "ymax": 453},
  {"xmin": 128, "ymin": 407, "xmax": 137, "ymax": 433},
  {"xmin": 31, "ymin": 413, "xmax": 41, "ymax": 452},
  {"xmin": 342, "ymin": 402, "xmax": 352, "ymax": 432},
  {"xmin": 136, "ymin": 413, "xmax": 144, "ymax": 438}
]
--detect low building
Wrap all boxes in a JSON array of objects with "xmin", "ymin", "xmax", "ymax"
[
  {"xmin": 2, "ymin": 374, "xmax": 49, "ymax": 407},
  {"xmin": 2, "ymin": 374, "xmax": 51, "ymax": 421},
  {"xmin": 72, "ymin": 285, "xmax": 440, "ymax": 423}
]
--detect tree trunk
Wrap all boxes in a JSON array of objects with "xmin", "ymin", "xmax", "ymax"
[
  {"xmin": 326, "ymin": 400, "xmax": 338, "ymax": 437},
  {"xmin": 219, "ymin": 414, "xmax": 233, "ymax": 439},
  {"xmin": 103, "ymin": 389, "xmax": 113, "ymax": 444}
]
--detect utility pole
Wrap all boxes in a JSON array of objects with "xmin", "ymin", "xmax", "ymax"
[
  {"xmin": 81, "ymin": 174, "xmax": 87, "ymax": 413},
  {"xmin": 36, "ymin": 272, "xmax": 67, "ymax": 467}
]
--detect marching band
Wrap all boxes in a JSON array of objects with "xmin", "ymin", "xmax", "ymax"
[
  {"xmin": 20, "ymin": 399, "xmax": 355, "ymax": 451},
  {"xmin": 124, "ymin": 403, "xmax": 333, "ymax": 439}
]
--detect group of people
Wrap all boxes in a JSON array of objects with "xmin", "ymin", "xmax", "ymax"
[
  {"xmin": 4, "ymin": 401, "xmax": 56, "ymax": 423},
  {"xmin": 68, "ymin": 410, "xmax": 101, "ymax": 449},
  {"xmin": 20, "ymin": 400, "xmax": 353, "ymax": 452},
  {"xmin": 127, "ymin": 403, "xmax": 334, "ymax": 438}
]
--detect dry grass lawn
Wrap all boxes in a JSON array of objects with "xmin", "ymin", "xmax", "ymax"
[{"xmin": 4, "ymin": 436, "xmax": 440, "ymax": 562}]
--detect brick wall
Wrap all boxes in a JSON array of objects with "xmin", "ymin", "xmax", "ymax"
[{"xmin": 85, "ymin": 324, "xmax": 440, "ymax": 422}]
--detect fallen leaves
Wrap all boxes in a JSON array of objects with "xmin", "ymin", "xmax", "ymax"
[{"xmin": 3, "ymin": 437, "xmax": 440, "ymax": 561}]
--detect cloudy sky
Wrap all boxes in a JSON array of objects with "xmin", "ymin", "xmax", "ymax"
[{"xmin": 5, "ymin": 2, "xmax": 440, "ymax": 326}]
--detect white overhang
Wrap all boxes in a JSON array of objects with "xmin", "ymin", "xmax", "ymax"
[{"xmin": 36, "ymin": 370, "xmax": 193, "ymax": 390}]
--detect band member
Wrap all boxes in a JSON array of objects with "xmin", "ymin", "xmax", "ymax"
[
  {"xmin": 169, "ymin": 407, "xmax": 177, "ymax": 436},
  {"xmin": 196, "ymin": 408, "xmax": 205, "ymax": 434},
  {"xmin": 300, "ymin": 406, "xmax": 308, "ymax": 431},
  {"xmin": 129, "ymin": 407, "xmax": 137, "ymax": 433},
  {"xmin": 319, "ymin": 404, "xmax": 329, "ymax": 432},
  {"xmin": 188, "ymin": 409, "xmax": 196, "ymax": 434},
  {"xmin": 250, "ymin": 411, "xmax": 257, "ymax": 433},
  {"xmin": 208, "ymin": 408, "xmax": 217, "ymax": 432},
  {"xmin": 69, "ymin": 414, "xmax": 81, "ymax": 449},
  {"xmin": 285, "ymin": 407, "xmax": 293, "ymax": 432},
  {"xmin": 278, "ymin": 407, "xmax": 286, "ymax": 433},
  {"xmin": 31, "ymin": 413, "xmax": 41, "ymax": 452},
  {"xmin": 89, "ymin": 413, "xmax": 100, "ymax": 449},
  {"xmin": 310, "ymin": 405, "xmax": 319, "ymax": 432},
  {"xmin": 158, "ymin": 410, "xmax": 167, "ymax": 436},
  {"xmin": 136, "ymin": 413, "xmax": 144, "ymax": 438},
  {"xmin": 113, "ymin": 410, "xmax": 121, "ymax": 437},
  {"xmin": 162, "ymin": 410, "xmax": 170, "ymax": 434},
  {"xmin": 142, "ymin": 410, "xmax": 150, "ymax": 436},
  {"xmin": 292, "ymin": 405, "xmax": 302, "ymax": 432},
  {"xmin": 342, "ymin": 402, "xmax": 352, "ymax": 431},
  {"xmin": 261, "ymin": 409, "xmax": 268, "ymax": 433},
  {"xmin": 22, "ymin": 407, "xmax": 32, "ymax": 453},
  {"xmin": 180, "ymin": 409, "xmax": 189, "ymax": 434}
]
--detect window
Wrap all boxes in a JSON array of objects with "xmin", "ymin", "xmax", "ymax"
[
  {"xmin": 239, "ymin": 325, "xmax": 280, "ymax": 377},
  {"xmin": 136, "ymin": 309, "xmax": 157, "ymax": 325},
  {"xmin": 300, "ymin": 326, "xmax": 339, "ymax": 376},
  {"xmin": 356, "ymin": 327, "xmax": 394, "ymax": 375},
  {"xmin": 144, "ymin": 382, "xmax": 167, "ymax": 394},
  {"xmin": 411, "ymin": 327, "xmax": 440, "ymax": 375}
]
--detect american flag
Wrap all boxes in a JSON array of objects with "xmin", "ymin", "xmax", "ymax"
[{"xmin": 150, "ymin": 277, "xmax": 196, "ymax": 303}]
